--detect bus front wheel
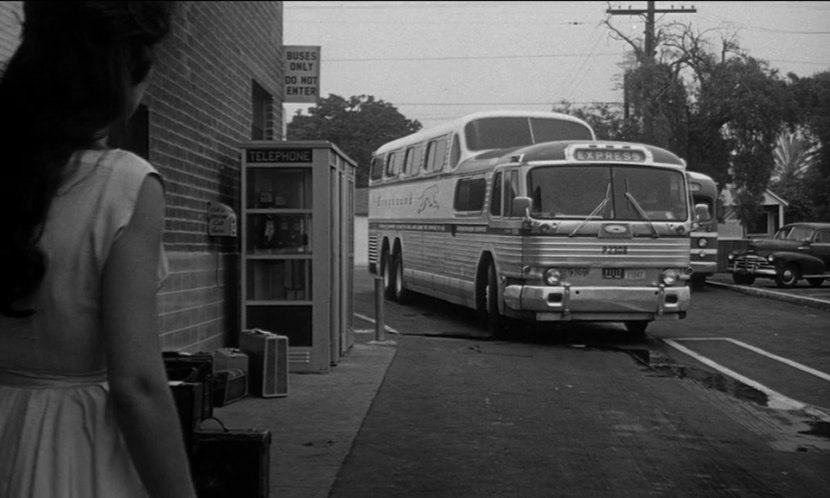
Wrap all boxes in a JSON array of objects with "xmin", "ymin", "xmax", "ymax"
[
  {"xmin": 624, "ymin": 321, "xmax": 649, "ymax": 336},
  {"xmin": 478, "ymin": 262, "xmax": 503, "ymax": 338}
]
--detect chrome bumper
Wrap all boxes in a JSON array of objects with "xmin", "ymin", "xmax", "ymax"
[{"xmin": 503, "ymin": 284, "xmax": 690, "ymax": 321}]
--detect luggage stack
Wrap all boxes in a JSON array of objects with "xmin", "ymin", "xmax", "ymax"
[{"xmin": 163, "ymin": 346, "xmax": 273, "ymax": 497}]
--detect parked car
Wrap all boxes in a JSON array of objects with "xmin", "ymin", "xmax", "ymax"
[{"xmin": 727, "ymin": 222, "xmax": 830, "ymax": 288}]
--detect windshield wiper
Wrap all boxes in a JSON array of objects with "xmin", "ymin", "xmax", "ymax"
[
  {"xmin": 624, "ymin": 179, "xmax": 659, "ymax": 238},
  {"xmin": 569, "ymin": 182, "xmax": 611, "ymax": 237}
]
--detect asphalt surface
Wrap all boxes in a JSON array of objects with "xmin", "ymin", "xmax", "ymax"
[{"xmin": 211, "ymin": 272, "xmax": 830, "ymax": 497}]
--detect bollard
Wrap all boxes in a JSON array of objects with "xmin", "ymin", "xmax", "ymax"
[{"xmin": 374, "ymin": 276, "xmax": 385, "ymax": 342}]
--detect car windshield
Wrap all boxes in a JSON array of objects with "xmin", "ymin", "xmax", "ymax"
[
  {"xmin": 774, "ymin": 226, "xmax": 814, "ymax": 242},
  {"xmin": 527, "ymin": 165, "xmax": 688, "ymax": 221},
  {"xmin": 464, "ymin": 117, "xmax": 593, "ymax": 151}
]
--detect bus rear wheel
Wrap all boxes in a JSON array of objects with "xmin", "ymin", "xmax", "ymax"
[
  {"xmin": 381, "ymin": 250, "xmax": 395, "ymax": 300},
  {"xmin": 392, "ymin": 250, "xmax": 410, "ymax": 304}
]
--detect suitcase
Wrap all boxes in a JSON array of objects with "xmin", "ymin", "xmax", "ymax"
[
  {"xmin": 213, "ymin": 347, "xmax": 249, "ymax": 373},
  {"xmin": 239, "ymin": 329, "xmax": 288, "ymax": 398},
  {"xmin": 213, "ymin": 368, "xmax": 248, "ymax": 407},
  {"xmin": 163, "ymin": 352, "xmax": 215, "ymax": 451},
  {"xmin": 191, "ymin": 419, "xmax": 271, "ymax": 498}
]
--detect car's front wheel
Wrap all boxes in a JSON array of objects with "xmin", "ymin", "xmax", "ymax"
[{"xmin": 775, "ymin": 263, "xmax": 800, "ymax": 288}]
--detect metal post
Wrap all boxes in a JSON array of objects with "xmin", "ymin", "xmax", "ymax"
[{"xmin": 374, "ymin": 276, "xmax": 385, "ymax": 342}]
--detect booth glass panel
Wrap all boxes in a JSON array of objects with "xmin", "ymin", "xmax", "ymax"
[
  {"xmin": 246, "ymin": 213, "xmax": 311, "ymax": 254},
  {"xmin": 246, "ymin": 260, "xmax": 311, "ymax": 301},
  {"xmin": 247, "ymin": 168, "xmax": 312, "ymax": 209}
]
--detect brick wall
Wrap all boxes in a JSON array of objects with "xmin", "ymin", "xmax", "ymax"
[
  {"xmin": 0, "ymin": 2, "xmax": 285, "ymax": 353},
  {"xmin": 150, "ymin": 2, "xmax": 284, "ymax": 352}
]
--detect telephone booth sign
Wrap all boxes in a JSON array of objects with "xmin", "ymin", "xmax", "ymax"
[{"xmin": 240, "ymin": 141, "xmax": 356, "ymax": 373}]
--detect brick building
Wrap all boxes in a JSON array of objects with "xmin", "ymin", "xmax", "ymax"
[{"xmin": 0, "ymin": 2, "xmax": 285, "ymax": 352}]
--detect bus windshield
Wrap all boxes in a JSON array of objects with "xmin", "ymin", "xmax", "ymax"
[
  {"xmin": 465, "ymin": 117, "xmax": 593, "ymax": 151},
  {"xmin": 528, "ymin": 165, "xmax": 688, "ymax": 221}
]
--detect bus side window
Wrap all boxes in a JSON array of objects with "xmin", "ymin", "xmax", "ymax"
[
  {"xmin": 433, "ymin": 138, "xmax": 447, "ymax": 173},
  {"xmin": 490, "ymin": 172, "xmax": 502, "ymax": 216},
  {"xmin": 385, "ymin": 151, "xmax": 399, "ymax": 177},
  {"xmin": 453, "ymin": 177, "xmax": 486, "ymax": 212},
  {"xmin": 424, "ymin": 142, "xmax": 436, "ymax": 173},
  {"xmin": 504, "ymin": 170, "xmax": 518, "ymax": 217},
  {"xmin": 370, "ymin": 156, "xmax": 384, "ymax": 181},
  {"xmin": 403, "ymin": 148, "xmax": 415, "ymax": 176},
  {"xmin": 449, "ymin": 134, "xmax": 461, "ymax": 169}
]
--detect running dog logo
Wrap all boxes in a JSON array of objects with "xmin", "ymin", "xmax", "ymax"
[{"xmin": 416, "ymin": 184, "xmax": 440, "ymax": 213}]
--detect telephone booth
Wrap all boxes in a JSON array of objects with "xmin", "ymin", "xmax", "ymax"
[{"xmin": 240, "ymin": 141, "xmax": 356, "ymax": 373}]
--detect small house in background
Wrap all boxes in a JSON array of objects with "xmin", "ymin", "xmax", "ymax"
[
  {"xmin": 354, "ymin": 187, "xmax": 369, "ymax": 266},
  {"xmin": 719, "ymin": 187, "xmax": 789, "ymax": 239}
]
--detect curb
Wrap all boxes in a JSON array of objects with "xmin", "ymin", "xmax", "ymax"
[{"xmin": 707, "ymin": 280, "xmax": 830, "ymax": 313}]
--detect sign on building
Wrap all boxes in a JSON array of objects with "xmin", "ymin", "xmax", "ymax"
[{"xmin": 284, "ymin": 45, "xmax": 321, "ymax": 103}]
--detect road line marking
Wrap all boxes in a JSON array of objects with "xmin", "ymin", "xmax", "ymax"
[
  {"xmin": 671, "ymin": 337, "xmax": 830, "ymax": 382},
  {"xmin": 353, "ymin": 313, "xmax": 400, "ymax": 334},
  {"xmin": 663, "ymin": 338, "xmax": 830, "ymax": 423}
]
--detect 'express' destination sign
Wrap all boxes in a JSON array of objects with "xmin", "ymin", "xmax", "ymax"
[
  {"xmin": 246, "ymin": 148, "xmax": 313, "ymax": 164},
  {"xmin": 572, "ymin": 148, "xmax": 646, "ymax": 163}
]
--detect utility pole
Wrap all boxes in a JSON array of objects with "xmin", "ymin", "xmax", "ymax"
[
  {"xmin": 606, "ymin": 2, "xmax": 697, "ymax": 64},
  {"xmin": 606, "ymin": 2, "xmax": 696, "ymax": 140}
]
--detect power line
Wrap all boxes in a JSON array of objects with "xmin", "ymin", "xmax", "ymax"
[{"xmin": 321, "ymin": 52, "xmax": 621, "ymax": 62}]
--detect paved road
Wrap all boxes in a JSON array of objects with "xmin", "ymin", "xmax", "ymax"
[{"xmin": 338, "ymin": 270, "xmax": 830, "ymax": 497}]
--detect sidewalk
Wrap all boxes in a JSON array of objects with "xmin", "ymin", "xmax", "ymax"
[
  {"xmin": 210, "ymin": 333, "xmax": 397, "ymax": 498},
  {"xmin": 706, "ymin": 272, "xmax": 830, "ymax": 312}
]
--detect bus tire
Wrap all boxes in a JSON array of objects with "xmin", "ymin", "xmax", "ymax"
[
  {"xmin": 392, "ymin": 249, "xmax": 410, "ymax": 304},
  {"xmin": 479, "ymin": 261, "xmax": 503, "ymax": 338},
  {"xmin": 624, "ymin": 321, "xmax": 649, "ymax": 336},
  {"xmin": 381, "ymin": 249, "xmax": 395, "ymax": 300}
]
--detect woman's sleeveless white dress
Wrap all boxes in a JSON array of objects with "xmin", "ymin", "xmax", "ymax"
[{"xmin": 0, "ymin": 149, "xmax": 167, "ymax": 498}]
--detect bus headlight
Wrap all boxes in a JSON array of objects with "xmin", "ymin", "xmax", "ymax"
[
  {"xmin": 661, "ymin": 269, "xmax": 680, "ymax": 285},
  {"xmin": 543, "ymin": 268, "xmax": 562, "ymax": 286},
  {"xmin": 697, "ymin": 238, "xmax": 708, "ymax": 248}
]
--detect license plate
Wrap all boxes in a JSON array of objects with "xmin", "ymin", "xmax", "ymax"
[
  {"xmin": 602, "ymin": 268, "xmax": 624, "ymax": 279},
  {"xmin": 625, "ymin": 270, "xmax": 646, "ymax": 280},
  {"xmin": 601, "ymin": 269, "xmax": 646, "ymax": 280}
]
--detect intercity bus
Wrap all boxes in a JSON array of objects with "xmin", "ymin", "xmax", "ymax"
[
  {"xmin": 368, "ymin": 111, "xmax": 692, "ymax": 336},
  {"xmin": 686, "ymin": 171, "xmax": 719, "ymax": 289}
]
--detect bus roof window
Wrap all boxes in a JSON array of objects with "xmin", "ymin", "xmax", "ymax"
[
  {"xmin": 529, "ymin": 117, "xmax": 593, "ymax": 142},
  {"xmin": 464, "ymin": 116, "xmax": 593, "ymax": 152},
  {"xmin": 465, "ymin": 117, "xmax": 531, "ymax": 151}
]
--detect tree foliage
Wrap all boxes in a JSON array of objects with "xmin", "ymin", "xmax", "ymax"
[
  {"xmin": 287, "ymin": 94, "xmax": 421, "ymax": 187},
  {"xmin": 585, "ymin": 15, "xmax": 828, "ymax": 225}
]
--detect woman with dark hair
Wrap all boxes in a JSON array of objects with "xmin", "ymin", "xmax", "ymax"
[{"xmin": 0, "ymin": 2, "xmax": 197, "ymax": 496}]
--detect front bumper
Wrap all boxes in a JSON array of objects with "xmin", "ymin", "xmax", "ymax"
[
  {"xmin": 503, "ymin": 284, "xmax": 690, "ymax": 321},
  {"xmin": 729, "ymin": 255, "xmax": 776, "ymax": 277}
]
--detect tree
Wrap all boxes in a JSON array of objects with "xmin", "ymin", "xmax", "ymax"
[
  {"xmin": 788, "ymin": 71, "xmax": 830, "ymax": 219},
  {"xmin": 550, "ymin": 101, "xmax": 638, "ymax": 141},
  {"xmin": 287, "ymin": 94, "xmax": 422, "ymax": 187}
]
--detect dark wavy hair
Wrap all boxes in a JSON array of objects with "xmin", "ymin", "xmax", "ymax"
[{"xmin": 0, "ymin": 2, "xmax": 174, "ymax": 317}]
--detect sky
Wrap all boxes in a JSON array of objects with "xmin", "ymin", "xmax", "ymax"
[{"xmin": 282, "ymin": 1, "xmax": 830, "ymax": 129}]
